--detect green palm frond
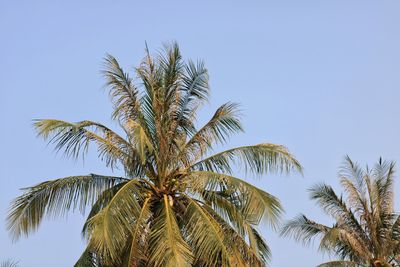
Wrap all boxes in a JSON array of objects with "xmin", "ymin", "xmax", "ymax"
[
  {"xmin": 85, "ymin": 179, "xmax": 143, "ymax": 264},
  {"xmin": 34, "ymin": 120, "xmax": 135, "ymax": 171},
  {"xmin": 127, "ymin": 197, "xmax": 152, "ymax": 267},
  {"xmin": 183, "ymin": 197, "xmax": 232, "ymax": 267},
  {"xmin": 148, "ymin": 195, "xmax": 193, "ymax": 267},
  {"xmin": 316, "ymin": 261, "xmax": 360, "ymax": 267},
  {"xmin": 7, "ymin": 174, "xmax": 127, "ymax": 240},
  {"xmin": 192, "ymin": 143, "xmax": 302, "ymax": 175},
  {"xmin": 188, "ymin": 171, "xmax": 283, "ymax": 228}
]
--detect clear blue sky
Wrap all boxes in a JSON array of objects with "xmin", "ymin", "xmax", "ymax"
[{"xmin": 1, "ymin": 1, "xmax": 400, "ymax": 266}]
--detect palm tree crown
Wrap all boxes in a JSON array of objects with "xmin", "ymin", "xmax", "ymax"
[
  {"xmin": 7, "ymin": 43, "xmax": 301, "ymax": 267},
  {"xmin": 282, "ymin": 156, "xmax": 400, "ymax": 267}
]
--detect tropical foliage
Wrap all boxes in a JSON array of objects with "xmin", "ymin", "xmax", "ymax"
[
  {"xmin": 281, "ymin": 156, "xmax": 400, "ymax": 267},
  {"xmin": 1, "ymin": 260, "xmax": 19, "ymax": 267},
  {"xmin": 7, "ymin": 43, "xmax": 301, "ymax": 267}
]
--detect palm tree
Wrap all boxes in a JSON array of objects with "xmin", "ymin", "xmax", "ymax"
[
  {"xmin": 281, "ymin": 156, "xmax": 400, "ymax": 267},
  {"xmin": 7, "ymin": 43, "xmax": 301, "ymax": 267}
]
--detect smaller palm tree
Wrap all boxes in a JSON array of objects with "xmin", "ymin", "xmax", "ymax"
[{"xmin": 281, "ymin": 156, "xmax": 400, "ymax": 267}]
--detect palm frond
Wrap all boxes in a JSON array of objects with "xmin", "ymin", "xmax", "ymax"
[
  {"xmin": 7, "ymin": 174, "xmax": 127, "ymax": 240},
  {"xmin": 183, "ymin": 197, "xmax": 232, "ymax": 267},
  {"xmin": 174, "ymin": 60, "xmax": 209, "ymax": 136},
  {"xmin": 85, "ymin": 179, "xmax": 144, "ymax": 265},
  {"xmin": 103, "ymin": 54, "xmax": 140, "ymax": 123},
  {"xmin": 127, "ymin": 197, "xmax": 152, "ymax": 267},
  {"xmin": 148, "ymin": 195, "xmax": 193, "ymax": 267},
  {"xmin": 316, "ymin": 261, "xmax": 359, "ymax": 267},
  {"xmin": 34, "ymin": 119, "xmax": 134, "ymax": 171},
  {"xmin": 180, "ymin": 102, "xmax": 242, "ymax": 165},
  {"xmin": 280, "ymin": 214, "xmax": 331, "ymax": 246},
  {"xmin": 192, "ymin": 143, "xmax": 302, "ymax": 176},
  {"xmin": 188, "ymin": 171, "xmax": 283, "ymax": 228}
]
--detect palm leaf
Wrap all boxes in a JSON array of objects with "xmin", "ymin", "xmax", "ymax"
[
  {"xmin": 34, "ymin": 119, "xmax": 134, "ymax": 171},
  {"xmin": 192, "ymin": 143, "xmax": 302, "ymax": 175},
  {"xmin": 86, "ymin": 179, "xmax": 144, "ymax": 264},
  {"xmin": 182, "ymin": 197, "xmax": 232, "ymax": 267},
  {"xmin": 148, "ymin": 195, "xmax": 193, "ymax": 267},
  {"xmin": 127, "ymin": 197, "xmax": 152, "ymax": 267},
  {"xmin": 316, "ymin": 261, "xmax": 360, "ymax": 267},
  {"xmin": 7, "ymin": 174, "xmax": 127, "ymax": 240},
  {"xmin": 188, "ymin": 171, "xmax": 283, "ymax": 228}
]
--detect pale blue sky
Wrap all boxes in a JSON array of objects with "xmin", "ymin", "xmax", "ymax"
[{"xmin": 2, "ymin": 1, "xmax": 400, "ymax": 266}]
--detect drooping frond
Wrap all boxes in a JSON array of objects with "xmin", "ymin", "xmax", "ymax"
[
  {"xmin": 81, "ymin": 182, "xmax": 128, "ymax": 239},
  {"xmin": 281, "ymin": 214, "xmax": 331, "ymax": 246},
  {"xmin": 7, "ymin": 174, "xmax": 127, "ymax": 240},
  {"xmin": 309, "ymin": 184, "xmax": 367, "ymax": 243},
  {"xmin": 148, "ymin": 195, "xmax": 193, "ymax": 267},
  {"xmin": 85, "ymin": 179, "xmax": 144, "ymax": 265},
  {"xmin": 192, "ymin": 143, "xmax": 302, "ymax": 176},
  {"xmin": 183, "ymin": 197, "xmax": 233, "ymax": 267},
  {"xmin": 201, "ymin": 203, "xmax": 268, "ymax": 266},
  {"xmin": 316, "ymin": 261, "xmax": 359, "ymax": 267},
  {"xmin": 34, "ymin": 120, "xmax": 135, "ymax": 171},
  {"xmin": 188, "ymin": 171, "xmax": 282, "ymax": 228},
  {"xmin": 127, "ymin": 197, "xmax": 152, "ymax": 267}
]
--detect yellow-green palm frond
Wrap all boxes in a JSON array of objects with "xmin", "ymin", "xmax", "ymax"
[
  {"xmin": 127, "ymin": 197, "xmax": 152, "ymax": 267},
  {"xmin": 201, "ymin": 202, "xmax": 270, "ymax": 266},
  {"xmin": 316, "ymin": 261, "xmax": 360, "ymax": 267},
  {"xmin": 192, "ymin": 143, "xmax": 302, "ymax": 176},
  {"xmin": 148, "ymin": 195, "xmax": 193, "ymax": 267},
  {"xmin": 182, "ymin": 197, "xmax": 233, "ymax": 267},
  {"xmin": 85, "ymin": 179, "xmax": 144, "ymax": 265},
  {"xmin": 34, "ymin": 119, "xmax": 134, "ymax": 171},
  {"xmin": 188, "ymin": 171, "xmax": 282, "ymax": 228},
  {"xmin": 7, "ymin": 174, "xmax": 127, "ymax": 240}
]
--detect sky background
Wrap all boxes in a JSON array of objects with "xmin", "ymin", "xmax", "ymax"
[{"xmin": 1, "ymin": 1, "xmax": 400, "ymax": 266}]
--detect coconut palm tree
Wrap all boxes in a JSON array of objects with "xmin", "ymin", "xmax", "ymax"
[
  {"xmin": 281, "ymin": 156, "xmax": 400, "ymax": 267},
  {"xmin": 7, "ymin": 43, "xmax": 301, "ymax": 267}
]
